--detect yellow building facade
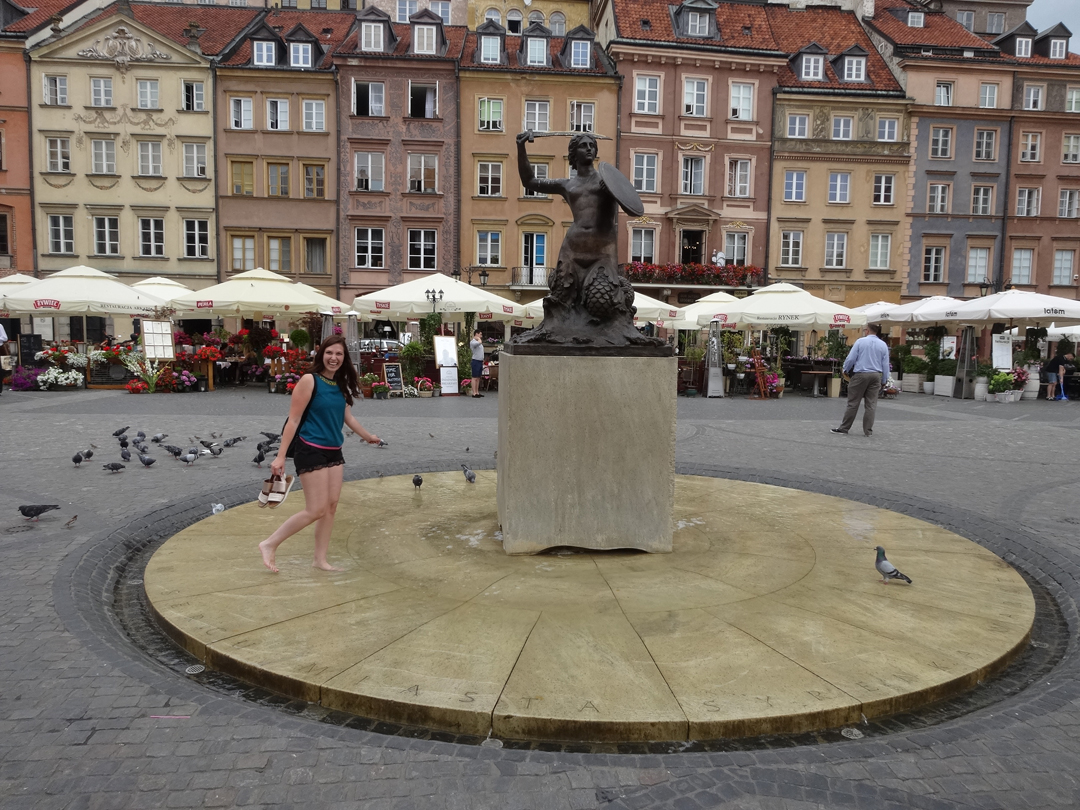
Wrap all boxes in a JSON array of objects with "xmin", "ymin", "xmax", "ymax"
[{"xmin": 466, "ymin": 1, "xmax": 590, "ymax": 36}]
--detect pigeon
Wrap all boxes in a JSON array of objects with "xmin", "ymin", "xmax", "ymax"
[
  {"xmin": 461, "ymin": 464, "xmax": 476, "ymax": 484},
  {"xmin": 138, "ymin": 455, "xmax": 156, "ymax": 468},
  {"xmin": 413, "ymin": 474, "xmax": 423, "ymax": 490},
  {"xmin": 199, "ymin": 440, "xmax": 219, "ymax": 450},
  {"xmin": 119, "ymin": 438, "xmax": 129, "ymax": 449},
  {"xmin": 253, "ymin": 450, "xmax": 266, "ymax": 467},
  {"xmin": 187, "ymin": 447, "xmax": 200, "ymax": 457},
  {"xmin": 134, "ymin": 443, "xmax": 148, "ymax": 454},
  {"xmin": 72, "ymin": 453, "xmax": 83, "ymax": 467},
  {"xmin": 120, "ymin": 448, "xmax": 131, "ymax": 462},
  {"xmin": 89, "ymin": 443, "xmax": 98, "ymax": 450},
  {"xmin": 260, "ymin": 431, "xmax": 281, "ymax": 442},
  {"xmin": 465, "ymin": 447, "xmax": 469, "ymax": 453},
  {"xmin": 165, "ymin": 445, "xmax": 183, "ymax": 459},
  {"xmin": 223, "ymin": 436, "xmax": 246, "ymax": 447},
  {"xmin": 428, "ymin": 433, "xmax": 435, "ymax": 438},
  {"xmin": 102, "ymin": 463, "xmax": 125, "ymax": 473},
  {"xmin": 135, "ymin": 431, "xmax": 146, "ymax": 440},
  {"xmin": 112, "ymin": 426, "xmax": 130, "ymax": 437},
  {"xmin": 209, "ymin": 446, "xmax": 223, "ymax": 457},
  {"xmin": 151, "ymin": 433, "xmax": 167, "ymax": 443},
  {"xmin": 179, "ymin": 453, "xmax": 197, "ymax": 465},
  {"xmin": 211, "ymin": 503, "xmax": 225, "ymax": 515},
  {"xmin": 376, "ymin": 440, "xmax": 389, "ymax": 447},
  {"xmin": 81, "ymin": 449, "xmax": 94, "ymax": 460},
  {"xmin": 18, "ymin": 505, "xmax": 60, "ymax": 521},
  {"xmin": 875, "ymin": 546, "xmax": 912, "ymax": 585},
  {"xmin": 116, "ymin": 434, "xmax": 128, "ymax": 443},
  {"xmin": 63, "ymin": 515, "xmax": 77, "ymax": 529}
]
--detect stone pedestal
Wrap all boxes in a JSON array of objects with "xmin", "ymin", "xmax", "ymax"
[{"xmin": 497, "ymin": 353, "xmax": 676, "ymax": 555}]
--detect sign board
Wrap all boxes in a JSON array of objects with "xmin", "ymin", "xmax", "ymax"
[
  {"xmin": 992, "ymin": 333, "xmax": 1012, "ymax": 370},
  {"xmin": 382, "ymin": 362, "xmax": 404, "ymax": 395},
  {"xmin": 941, "ymin": 335, "xmax": 957, "ymax": 359},
  {"xmin": 33, "ymin": 317, "xmax": 54, "ymax": 341},
  {"xmin": 433, "ymin": 335, "xmax": 457, "ymax": 369},
  {"xmin": 19, "ymin": 333, "xmax": 43, "ymax": 366},
  {"xmin": 440, "ymin": 365, "xmax": 458, "ymax": 393},
  {"xmin": 141, "ymin": 319, "xmax": 176, "ymax": 360}
]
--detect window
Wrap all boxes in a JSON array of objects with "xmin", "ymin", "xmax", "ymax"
[
  {"xmin": 784, "ymin": 170, "xmax": 806, "ymax": 202},
  {"xmin": 478, "ymin": 162, "xmax": 502, "ymax": 196},
  {"xmin": 730, "ymin": 83, "xmax": 753, "ymax": 120},
  {"xmin": 354, "ymin": 82, "xmax": 384, "ymax": 116},
  {"xmin": 828, "ymin": 172, "xmax": 850, "ymax": 204},
  {"xmin": 254, "ymin": 41, "xmax": 275, "ymax": 65},
  {"xmin": 290, "ymin": 43, "xmax": 312, "ymax": 67},
  {"xmin": 93, "ymin": 216, "xmax": 119, "ymax": 256},
  {"xmin": 528, "ymin": 11, "xmax": 544, "ymax": 26},
  {"xmin": 231, "ymin": 97, "xmax": 253, "ymax": 129},
  {"xmin": 362, "ymin": 23, "xmax": 383, "ymax": 51},
  {"xmin": 687, "ymin": 10, "xmax": 708, "ymax": 36},
  {"xmin": 1012, "ymin": 249, "xmax": 1033, "ymax": 284},
  {"xmin": 268, "ymin": 163, "xmax": 290, "ymax": 197},
  {"xmin": 635, "ymin": 76, "xmax": 659, "ymax": 114},
  {"xmin": 844, "ymin": 57, "xmax": 866, "ymax": 82},
  {"xmin": 1053, "ymin": 250, "xmax": 1074, "ymax": 284},
  {"xmin": 302, "ymin": 100, "xmax": 324, "ymax": 131},
  {"xmin": 91, "ymin": 77, "xmax": 112, "ymax": 107},
  {"xmin": 183, "ymin": 81, "xmax": 205, "ymax": 112},
  {"xmin": 90, "ymin": 140, "xmax": 114, "ymax": 174},
  {"xmin": 136, "ymin": 79, "xmax": 159, "ymax": 109},
  {"xmin": 727, "ymin": 159, "xmax": 750, "ymax": 197},
  {"xmin": 138, "ymin": 141, "xmax": 162, "ymax": 176},
  {"xmin": 633, "ymin": 153, "xmax": 657, "ymax": 193},
  {"xmin": 923, "ymin": 246, "xmax": 945, "ymax": 282},
  {"xmin": 415, "ymin": 25, "xmax": 436, "ymax": 54},
  {"xmin": 397, "ymin": 0, "xmax": 417, "ymax": 22},
  {"xmin": 507, "ymin": 9, "xmax": 522, "ymax": 33},
  {"xmin": 908, "ymin": 11, "xmax": 924, "ymax": 28},
  {"xmin": 681, "ymin": 156, "xmax": 704, "ymax": 195},
  {"xmin": 869, "ymin": 234, "xmax": 891, "ymax": 269},
  {"xmin": 1020, "ymin": 132, "xmax": 1041, "ymax": 162},
  {"xmin": 832, "ymin": 116, "xmax": 852, "ymax": 140},
  {"xmin": 43, "ymin": 75, "xmax": 67, "ymax": 105},
  {"xmin": 631, "ymin": 228, "xmax": 654, "ymax": 263},
  {"xmin": 481, "ymin": 36, "xmax": 500, "ymax": 63},
  {"xmin": 479, "ymin": 97, "xmax": 503, "ymax": 131},
  {"xmin": 780, "ymin": 231, "xmax": 803, "ymax": 266},
  {"xmin": 485, "ymin": 9, "xmax": 501, "ymax": 24},
  {"xmin": 527, "ymin": 37, "xmax": 546, "ymax": 66},
  {"xmin": 725, "ymin": 232, "xmax": 747, "ymax": 265},
  {"xmin": 956, "ymin": 10, "xmax": 974, "ymax": 31},
  {"xmin": 550, "ymin": 12, "xmax": 565, "ymax": 35},
  {"xmin": 570, "ymin": 101, "xmax": 594, "ymax": 133},
  {"xmin": 184, "ymin": 219, "xmax": 209, "ymax": 259},
  {"xmin": 935, "ymin": 82, "xmax": 953, "ymax": 107},
  {"xmin": 570, "ymin": 40, "xmax": 590, "ymax": 68},
  {"xmin": 684, "ymin": 79, "xmax": 706, "ymax": 117},
  {"xmin": 1063, "ymin": 135, "xmax": 1080, "ymax": 163},
  {"xmin": 930, "ymin": 127, "xmax": 952, "ymax": 158},
  {"xmin": 972, "ymin": 186, "xmax": 994, "ymax": 215},
  {"xmin": 524, "ymin": 100, "xmax": 549, "ymax": 132},
  {"xmin": 266, "ymin": 98, "xmax": 289, "ymax": 130},
  {"xmin": 928, "ymin": 183, "xmax": 950, "ymax": 214},
  {"xmin": 477, "ymin": 231, "xmax": 500, "ymax": 265},
  {"xmin": 788, "ymin": 114, "xmax": 808, "ymax": 138},
  {"xmin": 431, "ymin": 1, "xmax": 450, "ymax": 24},
  {"xmin": 1070, "ymin": 89, "xmax": 1080, "ymax": 113},
  {"xmin": 267, "ymin": 236, "xmax": 291, "ymax": 272},
  {"xmin": 974, "ymin": 129, "xmax": 996, "ymax": 161},
  {"xmin": 139, "ymin": 217, "xmax": 165, "ymax": 257},
  {"xmin": 183, "ymin": 143, "xmax": 207, "ymax": 177},
  {"xmin": 524, "ymin": 163, "xmax": 548, "ymax": 197},
  {"xmin": 231, "ymin": 236, "xmax": 255, "ymax": 271},
  {"xmin": 408, "ymin": 228, "xmax": 437, "ymax": 269},
  {"xmin": 979, "ymin": 83, "xmax": 998, "ymax": 109},
  {"xmin": 965, "ymin": 247, "xmax": 989, "ymax": 283},
  {"xmin": 355, "ymin": 152, "xmax": 384, "ymax": 191},
  {"xmin": 1016, "ymin": 38, "xmax": 1031, "ymax": 58},
  {"xmin": 801, "ymin": 55, "xmax": 823, "ymax": 81},
  {"xmin": 878, "ymin": 118, "xmax": 898, "ymax": 141},
  {"xmin": 1060, "ymin": 189, "xmax": 1080, "ymax": 218},
  {"xmin": 1016, "ymin": 187, "xmax": 1040, "ymax": 217},
  {"xmin": 409, "ymin": 83, "xmax": 438, "ymax": 118},
  {"xmin": 987, "ymin": 12, "xmax": 1004, "ymax": 34},
  {"xmin": 1024, "ymin": 85, "xmax": 1043, "ymax": 111},
  {"xmin": 354, "ymin": 228, "xmax": 384, "ymax": 268},
  {"xmin": 48, "ymin": 214, "xmax": 74, "ymax": 254},
  {"xmin": 231, "ymin": 161, "xmax": 253, "ymax": 195},
  {"xmin": 408, "ymin": 153, "xmax": 437, "ymax": 192},
  {"xmin": 873, "ymin": 174, "xmax": 894, "ymax": 205},
  {"xmin": 1051, "ymin": 40, "xmax": 1067, "ymax": 60}
]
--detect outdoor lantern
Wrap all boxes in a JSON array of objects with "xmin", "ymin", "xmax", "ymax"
[
  {"xmin": 979, "ymin": 278, "xmax": 991, "ymax": 297},
  {"xmin": 197, "ymin": 378, "xmax": 209, "ymax": 393},
  {"xmin": 479, "ymin": 269, "xmax": 489, "ymax": 287},
  {"xmin": 450, "ymin": 268, "xmax": 462, "ymax": 281}
]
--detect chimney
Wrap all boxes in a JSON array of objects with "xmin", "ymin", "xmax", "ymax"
[
  {"xmin": 186, "ymin": 22, "xmax": 204, "ymax": 55},
  {"xmin": 860, "ymin": 0, "xmax": 876, "ymax": 20},
  {"xmin": 117, "ymin": 0, "xmax": 132, "ymax": 18}
]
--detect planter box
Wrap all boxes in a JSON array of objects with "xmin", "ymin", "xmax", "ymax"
[
  {"xmin": 900, "ymin": 374, "xmax": 925, "ymax": 393},
  {"xmin": 933, "ymin": 375, "xmax": 954, "ymax": 397},
  {"xmin": 826, "ymin": 377, "xmax": 842, "ymax": 398},
  {"xmin": 923, "ymin": 380, "xmax": 935, "ymax": 395},
  {"xmin": 974, "ymin": 377, "xmax": 989, "ymax": 401}
]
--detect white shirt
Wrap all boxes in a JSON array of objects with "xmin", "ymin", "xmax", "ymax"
[{"xmin": 0, "ymin": 323, "xmax": 8, "ymax": 344}]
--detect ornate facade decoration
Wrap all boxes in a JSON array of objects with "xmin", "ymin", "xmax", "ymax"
[{"xmin": 76, "ymin": 27, "xmax": 171, "ymax": 76}]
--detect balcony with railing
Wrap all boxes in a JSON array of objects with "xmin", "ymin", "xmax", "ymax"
[{"xmin": 511, "ymin": 266, "xmax": 552, "ymax": 288}]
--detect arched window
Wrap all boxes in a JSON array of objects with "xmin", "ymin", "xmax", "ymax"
[
  {"xmin": 507, "ymin": 9, "xmax": 522, "ymax": 33},
  {"xmin": 550, "ymin": 12, "xmax": 565, "ymax": 35},
  {"xmin": 528, "ymin": 11, "xmax": 545, "ymax": 26},
  {"xmin": 484, "ymin": 7, "xmax": 500, "ymax": 24}
]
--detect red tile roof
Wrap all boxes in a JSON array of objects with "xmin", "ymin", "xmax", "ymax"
[
  {"xmin": 3, "ymin": 0, "xmax": 87, "ymax": 35},
  {"xmin": 66, "ymin": 4, "xmax": 260, "ymax": 56},
  {"xmin": 868, "ymin": 0, "xmax": 998, "ymax": 51},
  {"xmin": 337, "ymin": 22, "xmax": 466, "ymax": 60},
  {"xmin": 611, "ymin": 0, "xmax": 781, "ymax": 53},
  {"xmin": 220, "ymin": 9, "xmax": 357, "ymax": 68},
  {"xmin": 460, "ymin": 33, "xmax": 611, "ymax": 76}
]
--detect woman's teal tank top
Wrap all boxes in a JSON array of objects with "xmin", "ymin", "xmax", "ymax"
[{"xmin": 298, "ymin": 374, "xmax": 346, "ymax": 449}]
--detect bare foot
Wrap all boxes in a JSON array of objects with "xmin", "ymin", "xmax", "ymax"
[
  {"xmin": 313, "ymin": 561, "xmax": 343, "ymax": 571},
  {"xmin": 259, "ymin": 540, "xmax": 279, "ymax": 573}
]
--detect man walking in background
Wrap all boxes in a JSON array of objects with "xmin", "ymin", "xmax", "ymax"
[{"xmin": 831, "ymin": 323, "xmax": 891, "ymax": 437}]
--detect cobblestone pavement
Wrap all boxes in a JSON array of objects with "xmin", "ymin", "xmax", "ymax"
[{"xmin": 2, "ymin": 386, "xmax": 1080, "ymax": 810}]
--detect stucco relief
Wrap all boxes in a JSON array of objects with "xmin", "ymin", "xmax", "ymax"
[
  {"xmin": 858, "ymin": 108, "xmax": 875, "ymax": 140},
  {"xmin": 776, "ymin": 139, "xmax": 909, "ymax": 157},
  {"xmin": 76, "ymin": 27, "xmax": 171, "ymax": 77},
  {"xmin": 354, "ymin": 198, "xmax": 385, "ymax": 211},
  {"xmin": 73, "ymin": 106, "xmax": 178, "ymax": 153},
  {"xmin": 812, "ymin": 107, "xmax": 829, "ymax": 140}
]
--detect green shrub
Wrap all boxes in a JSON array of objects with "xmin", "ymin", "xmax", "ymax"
[
  {"xmin": 1056, "ymin": 336, "xmax": 1075, "ymax": 357},
  {"xmin": 288, "ymin": 328, "xmax": 310, "ymax": 351},
  {"xmin": 398, "ymin": 340, "xmax": 426, "ymax": 383},
  {"xmin": 902, "ymin": 355, "xmax": 929, "ymax": 374},
  {"xmin": 936, "ymin": 359, "xmax": 958, "ymax": 377},
  {"xmin": 988, "ymin": 372, "xmax": 1014, "ymax": 394}
]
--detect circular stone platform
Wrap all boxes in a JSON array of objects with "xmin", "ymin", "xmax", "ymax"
[{"xmin": 145, "ymin": 473, "xmax": 1035, "ymax": 743}]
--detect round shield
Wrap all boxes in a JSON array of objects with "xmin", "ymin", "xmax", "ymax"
[{"xmin": 598, "ymin": 161, "xmax": 645, "ymax": 217}]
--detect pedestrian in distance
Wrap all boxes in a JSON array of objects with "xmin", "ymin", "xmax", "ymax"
[
  {"xmin": 1044, "ymin": 349, "xmax": 1074, "ymax": 401},
  {"xmin": 258, "ymin": 335, "xmax": 381, "ymax": 573},
  {"xmin": 470, "ymin": 329, "xmax": 485, "ymax": 399},
  {"xmin": 831, "ymin": 323, "xmax": 891, "ymax": 437},
  {"xmin": 0, "ymin": 321, "xmax": 9, "ymax": 396}
]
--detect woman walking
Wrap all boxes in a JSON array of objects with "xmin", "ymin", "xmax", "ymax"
[{"xmin": 259, "ymin": 335, "xmax": 380, "ymax": 573}]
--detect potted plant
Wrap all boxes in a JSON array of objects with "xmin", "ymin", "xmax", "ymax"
[
  {"xmin": 459, "ymin": 377, "xmax": 473, "ymax": 395},
  {"xmin": 432, "ymin": 384, "xmax": 442, "ymax": 397},
  {"xmin": 974, "ymin": 360, "xmax": 994, "ymax": 401},
  {"xmin": 900, "ymin": 355, "xmax": 929, "ymax": 393},
  {"xmin": 371, "ymin": 381, "xmax": 390, "ymax": 400},
  {"xmin": 987, "ymin": 371, "xmax": 1014, "ymax": 402},
  {"xmin": 359, "ymin": 372, "xmax": 378, "ymax": 399},
  {"xmin": 414, "ymin": 376, "xmax": 434, "ymax": 397},
  {"xmin": 827, "ymin": 370, "xmax": 842, "ymax": 398},
  {"xmin": 1012, "ymin": 366, "xmax": 1031, "ymax": 402},
  {"xmin": 934, "ymin": 358, "xmax": 957, "ymax": 397},
  {"xmin": 288, "ymin": 328, "xmax": 310, "ymax": 352},
  {"xmin": 734, "ymin": 359, "xmax": 746, "ymax": 380}
]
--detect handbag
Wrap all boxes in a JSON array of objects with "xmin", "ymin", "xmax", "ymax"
[{"xmin": 283, "ymin": 374, "xmax": 315, "ymax": 459}]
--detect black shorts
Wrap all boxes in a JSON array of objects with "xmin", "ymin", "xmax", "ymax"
[
  {"xmin": 471, "ymin": 359, "xmax": 484, "ymax": 378},
  {"xmin": 293, "ymin": 441, "xmax": 344, "ymax": 476}
]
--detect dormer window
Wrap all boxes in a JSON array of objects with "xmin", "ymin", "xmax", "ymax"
[
  {"xmin": 570, "ymin": 40, "xmax": 590, "ymax": 68},
  {"xmin": 362, "ymin": 22, "xmax": 383, "ymax": 51},
  {"xmin": 1016, "ymin": 37, "xmax": 1032, "ymax": 57},
  {"xmin": 507, "ymin": 10, "xmax": 522, "ymax": 34},
  {"xmin": 843, "ymin": 56, "xmax": 865, "ymax": 81},
  {"xmin": 290, "ymin": 43, "xmax": 312, "ymax": 67},
  {"xmin": 1051, "ymin": 39, "xmax": 1067, "ymax": 59},
  {"xmin": 802, "ymin": 55, "xmax": 823, "ymax": 81},
  {"xmin": 254, "ymin": 41, "xmax": 275, "ymax": 66},
  {"xmin": 527, "ymin": 37, "xmax": 546, "ymax": 65},
  {"xmin": 908, "ymin": 12, "xmax": 924, "ymax": 28},
  {"xmin": 687, "ymin": 11, "xmax": 708, "ymax": 36},
  {"xmin": 481, "ymin": 35, "xmax": 500, "ymax": 63},
  {"xmin": 415, "ymin": 25, "xmax": 436, "ymax": 54}
]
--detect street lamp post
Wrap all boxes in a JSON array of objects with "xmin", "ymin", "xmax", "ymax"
[{"xmin": 425, "ymin": 289, "xmax": 444, "ymax": 312}]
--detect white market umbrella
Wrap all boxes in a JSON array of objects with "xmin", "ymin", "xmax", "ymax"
[
  {"xmin": 693, "ymin": 283, "xmax": 867, "ymax": 330},
  {"xmin": 916, "ymin": 289, "xmax": 1080, "ymax": 329},
  {"xmin": 872, "ymin": 296, "xmax": 961, "ymax": 326},
  {"xmin": 0, "ymin": 273, "xmax": 38, "ymax": 288},
  {"xmin": 851, "ymin": 301, "xmax": 897, "ymax": 320},
  {"xmin": 131, "ymin": 276, "xmax": 192, "ymax": 303},
  {"xmin": 1005, "ymin": 323, "xmax": 1080, "ymax": 342},
  {"xmin": 1, "ymin": 265, "xmax": 166, "ymax": 315},
  {"xmin": 672, "ymin": 290, "xmax": 741, "ymax": 331},
  {"xmin": 522, "ymin": 290, "xmax": 683, "ymax": 324},
  {"xmin": 170, "ymin": 268, "xmax": 331, "ymax": 317},
  {"xmin": 352, "ymin": 273, "xmax": 528, "ymax": 321},
  {"xmin": 293, "ymin": 282, "xmax": 351, "ymax": 316}
]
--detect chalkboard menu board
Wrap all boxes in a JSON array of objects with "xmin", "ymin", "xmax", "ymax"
[
  {"xmin": 19, "ymin": 333, "xmax": 43, "ymax": 366},
  {"xmin": 382, "ymin": 362, "xmax": 404, "ymax": 395}
]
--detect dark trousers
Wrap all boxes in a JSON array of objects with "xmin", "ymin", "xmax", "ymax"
[{"xmin": 839, "ymin": 372, "xmax": 882, "ymax": 435}]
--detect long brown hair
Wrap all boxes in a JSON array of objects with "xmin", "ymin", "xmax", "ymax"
[{"xmin": 312, "ymin": 335, "xmax": 360, "ymax": 405}]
